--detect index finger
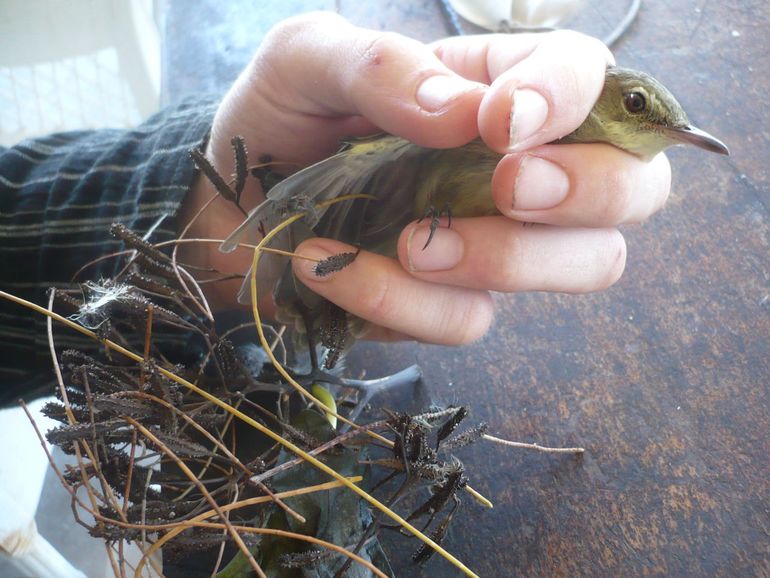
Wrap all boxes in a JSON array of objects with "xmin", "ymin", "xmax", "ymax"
[{"xmin": 431, "ymin": 31, "xmax": 615, "ymax": 152}]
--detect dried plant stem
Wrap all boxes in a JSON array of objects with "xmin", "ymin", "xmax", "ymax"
[
  {"xmin": 247, "ymin": 197, "xmax": 494, "ymax": 511},
  {"xmin": 246, "ymin": 196, "xmax": 390, "ymax": 442},
  {"xmin": 80, "ymin": 372, "xmax": 125, "ymax": 515},
  {"xmin": 258, "ymin": 246, "xmax": 322, "ymax": 262},
  {"xmin": 2, "ymin": 289, "xmax": 479, "ymax": 577},
  {"xmin": 246, "ymin": 198, "xmax": 480, "ymax": 578},
  {"xmin": 137, "ymin": 476, "xmax": 365, "ymax": 575},
  {"xmin": 465, "ymin": 485, "xmax": 494, "ymax": 508},
  {"xmin": 129, "ymin": 391, "xmax": 305, "ymax": 524},
  {"xmin": 158, "ymin": 237, "xmax": 257, "ymax": 251},
  {"xmin": 19, "ymin": 402, "xmax": 93, "ymax": 514},
  {"xmin": 83, "ymin": 374, "xmax": 140, "ymax": 578},
  {"xmin": 123, "ymin": 428, "xmax": 138, "ymax": 517},
  {"xmin": 140, "ymin": 304, "xmax": 153, "ymax": 387},
  {"xmin": 211, "ymin": 484, "xmax": 239, "ymax": 576},
  {"xmin": 172, "ymin": 192, "xmax": 220, "ymax": 321},
  {"xmin": 172, "ymin": 403, "xmax": 237, "ymax": 503},
  {"xmin": 46, "ymin": 290, "xmax": 76, "ymax": 425},
  {"xmin": 176, "ymin": 263, "xmax": 215, "ymax": 322},
  {"xmin": 139, "ymin": 466, "xmax": 153, "ymax": 571},
  {"xmin": 248, "ymin": 159, "xmax": 297, "ymax": 171},
  {"xmin": 170, "ymin": 522, "xmax": 389, "ymax": 578},
  {"xmin": 250, "ymin": 420, "xmax": 388, "ymax": 484},
  {"xmin": 19, "ymin": 401, "xmax": 164, "ymax": 578},
  {"xmin": 46, "ymin": 290, "xmax": 128, "ymax": 577},
  {"xmin": 110, "ymin": 478, "xmax": 362, "ymax": 533},
  {"xmin": 268, "ymin": 324, "xmax": 287, "ymax": 364},
  {"xmin": 71, "ymin": 237, "xmax": 257, "ymax": 282},
  {"xmin": 483, "ymin": 434, "xmax": 585, "ymax": 454},
  {"xmin": 124, "ymin": 417, "xmax": 266, "ymax": 578}
]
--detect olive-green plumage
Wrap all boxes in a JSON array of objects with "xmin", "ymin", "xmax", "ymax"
[
  {"xmin": 221, "ymin": 66, "xmax": 728, "ymax": 362},
  {"xmin": 557, "ymin": 67, "xmax": 729, "ymax": 157}
]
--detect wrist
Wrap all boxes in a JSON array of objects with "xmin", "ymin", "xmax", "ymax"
[{"xmin": 177, "ymin": 155, "xmax": 259, "ymax": 311}]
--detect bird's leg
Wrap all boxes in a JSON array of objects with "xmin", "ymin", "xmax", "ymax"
[
  {"xmin": 335, "ymin": 364, "xmax": 424, "ymax": 426},
  {"xmin": 318, "ymin": 302, "xmax": 348, "ymax": 371},
  {"xmin": 292, "ymin": 301, "xmax": 424, "ymax": 424},
  {"xmin": 295, "ymin": 301, "xmax": 321, "ymax": 374},
  {"xmin": 417, "ymin": 202, "xmax": 453, "ymax": 250},
  {"xmin": 294, "ymin": 364, "xmax": 424, "ymax": 430}
]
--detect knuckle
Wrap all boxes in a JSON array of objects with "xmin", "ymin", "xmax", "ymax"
[
  {"xmin": 538, "ymin": 31, "xmax": 611, "ymax": 123},
  {"xmin": 263, "ymin": 14, "xmax": 308, "ymax": 49},
  {"xmin": 259, "ymin": 12, "xmax": 344, "ymax": 69},
  {"xmin": 347, "ymin": 31, "xmax": 430, "ymax": 111},
  {"xmin": 345, "ymin": 31, "xmax": 410, "ymax": 98},
  {"xmin": 435, "ymin": 293, "xmax": 494, "ymax": 345},
  {"xmin": 580, "ymin": 33, "xmax": 614, "ymax": 63},
  {"xmin": 457, "ymin": 295, "xmax": 494, "ymax": 343},
  {"xmin": 356, "ymin": 32, "xmax": 405, "ymax": 76},
  {"xmin": 598, "ymin": 230, "xmax": 627, "ymax": 290},
  {"xmin": 359, "ymin": 270, "xmax": 398, "ymax": 321}
]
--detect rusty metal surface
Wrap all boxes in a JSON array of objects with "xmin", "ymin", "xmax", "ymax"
[{"xmin": 163, "ymin": 1, "xmax": 769, "ymax": 575}]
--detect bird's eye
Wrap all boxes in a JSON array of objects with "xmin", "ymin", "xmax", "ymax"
[{"xmin": 624, "ymin": 91, "xmax": 647, "ymax": 113}]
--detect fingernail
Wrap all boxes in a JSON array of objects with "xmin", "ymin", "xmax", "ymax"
[
  {"xmin": 512, "ymin": 156, "xmax": 570, "ymax": 210},
  {"xmin": 407, "ymin": 226, "xmax": 464, "ymax": 272},
  {"xmin": 416, "ymin": 75, "xmax": 484, "ymax": 113},
  {"xmin": 509, "ymin": 88, "xmax": 549, "ymax": 150}
]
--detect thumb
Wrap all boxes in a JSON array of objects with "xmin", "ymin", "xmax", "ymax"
[{"xmin": 254, "ymin": 12, "xmax": 487, "ymax": 148}]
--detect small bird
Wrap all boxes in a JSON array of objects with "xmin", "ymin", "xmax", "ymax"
[{"xmin": 221, "ymin": 66, "xmax": 728, "ymax": 368}]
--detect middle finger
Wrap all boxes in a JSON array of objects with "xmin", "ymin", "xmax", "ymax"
[{"xmin": 491, "ymin": 143, "xmax": 672, "ymax": 227}]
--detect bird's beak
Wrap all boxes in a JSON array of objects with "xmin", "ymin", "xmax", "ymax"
[{"xmin": 663, "ymin": 125, "xmax": 730, "ymax": 155}]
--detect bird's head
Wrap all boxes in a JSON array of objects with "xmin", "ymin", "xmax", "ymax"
[{"xmin": 567, "ymin": 66, "xmax": 729, "ymax": 159}]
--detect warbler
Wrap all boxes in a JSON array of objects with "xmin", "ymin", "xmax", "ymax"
[{"xmin": 221, "ymin": 66, "xmax": 728, "ymax": 366}]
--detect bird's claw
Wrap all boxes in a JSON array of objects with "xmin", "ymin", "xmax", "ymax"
[{"xmin": 417, "ymin": 203, "xmax": 452, "ymax": 250}]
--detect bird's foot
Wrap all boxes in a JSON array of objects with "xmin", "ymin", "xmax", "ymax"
[
  {"xmin": 417, "ymin": 203, "xmax": 452, "ymax": 250},
  {"xmin": 298, "ymin": 364, "xmax": 424, "ymax": 428}
]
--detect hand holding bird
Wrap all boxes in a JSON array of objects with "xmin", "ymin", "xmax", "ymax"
[{"xmin": 179, "ymin": 12, "xmax": 726, "ymax": 356}]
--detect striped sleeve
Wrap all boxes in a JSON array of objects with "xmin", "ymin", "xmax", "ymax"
[{"xmin": 0, "ymin": 97, "xmax": 219, "ymax": 401}]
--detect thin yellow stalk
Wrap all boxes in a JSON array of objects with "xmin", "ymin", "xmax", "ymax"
[
  {"xmin": 1, "ymin": 290, "xmax": 478, "ymax": 577},
  {"xmin": 135, "ymin": 477, "xmax": 365, "ymax": 571},
  {"xmin": 170, "ymin": 521, "xmax": 389, "ymax": 578},
  {"xmin": 245, "ymin": 196, "xmax": 479, "ymax": 577},
  {"xmin": 124, "ymin": 417, "xmax": 266, "ymax": 578}
]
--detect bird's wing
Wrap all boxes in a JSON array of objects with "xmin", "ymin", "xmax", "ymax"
[
  {"xmin": 220, "ymin": 135, "xmax": 416, "ymax": 253},
  {"xmin": 219, "ymin": 135, "xmax": 419, "ymax": 304}
]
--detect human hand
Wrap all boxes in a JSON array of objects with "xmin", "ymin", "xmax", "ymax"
[{"xmin": 181, "ymin": 12, "xmax": 671, "ymax": 343}]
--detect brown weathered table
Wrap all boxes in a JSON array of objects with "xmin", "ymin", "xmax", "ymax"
[{"xmin": 163, "ymin": 1, "xmax": 769, "ymax": 575}]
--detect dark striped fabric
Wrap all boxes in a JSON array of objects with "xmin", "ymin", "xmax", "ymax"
[{"xmin": 0, "ymin": 97, "xmax": 218, "ymax": 404}]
